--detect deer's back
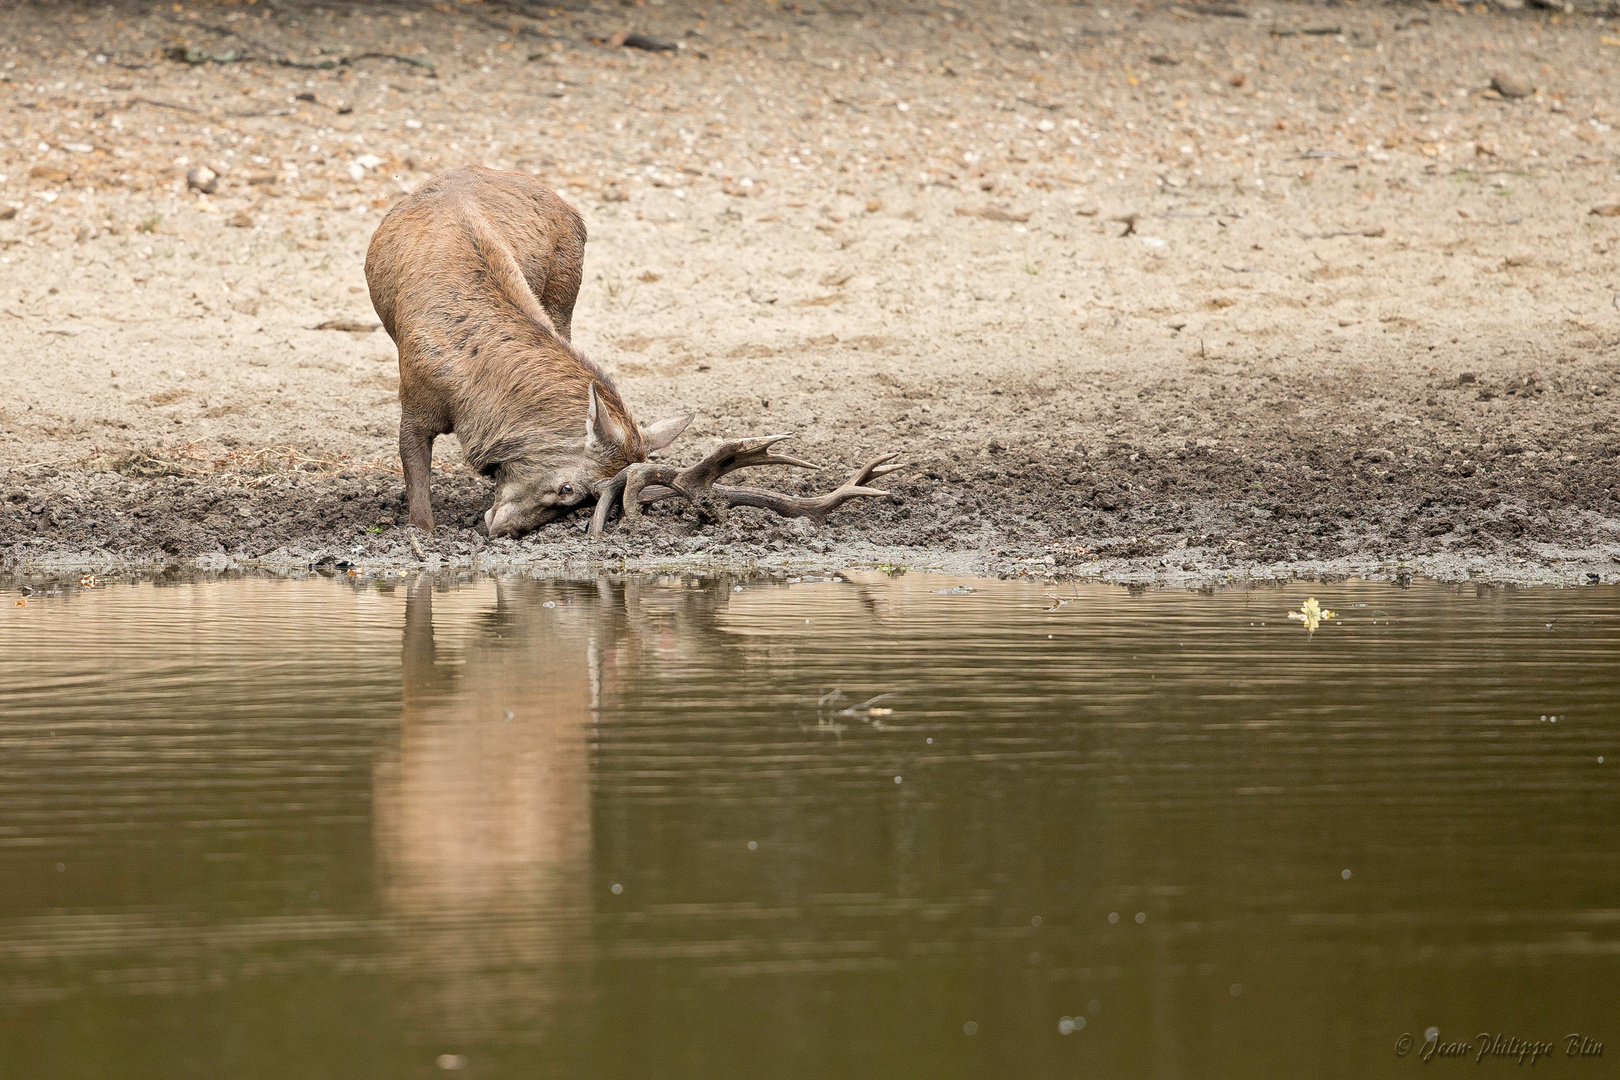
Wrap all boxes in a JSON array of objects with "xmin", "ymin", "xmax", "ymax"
[
  {"xmin": 368, "ymin": 165, "xmax": 585, "ymax": 344},
  {"xmin": 365, "ymin": 167, "xmax": 632, "ymax": 466}
]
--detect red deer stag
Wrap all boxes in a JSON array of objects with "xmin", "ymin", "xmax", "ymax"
[{"xmin": 365, "ymin": 166, "xmax": 904, "ymax": 539}]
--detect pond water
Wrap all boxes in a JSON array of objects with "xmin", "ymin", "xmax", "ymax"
[{"xmin": 1, "ymin": 571, "xmax": 1617, "ymax": 1079}]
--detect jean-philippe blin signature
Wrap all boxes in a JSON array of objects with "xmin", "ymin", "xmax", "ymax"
[{"xmin": 1395, "ymin": 1030, "xmax": 1604, "ymax": 1064}]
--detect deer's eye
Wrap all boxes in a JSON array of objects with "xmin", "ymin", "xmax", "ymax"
[{"xmin": 559, "ymin": 483, "xmax": 575, "ymax": 497}]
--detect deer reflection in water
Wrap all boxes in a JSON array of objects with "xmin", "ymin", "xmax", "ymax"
[
  {"xmin": 373, "ymin": 573, "xmax": 736, "ymax": 1045},
  {"xmin": 374, "ymin": 575, "xmax": 601, "ymax": 1044}
]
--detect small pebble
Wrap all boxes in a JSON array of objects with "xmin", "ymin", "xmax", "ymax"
[
  {"xmin": 186, "ymin": 165, "xmax": 218, "ymax": 194},
  {"xmin": 1490, "ymin": 72, "xmax": 1532, "ymax": 99}
]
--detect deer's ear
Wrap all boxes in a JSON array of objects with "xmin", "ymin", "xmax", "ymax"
[
  {"xmin": 585, "ymin": 382, "xmax": 630, "ymax": 454},
  {"xmin": 641, "ymin": 413, "xmax": 693, "ymax": 454}
]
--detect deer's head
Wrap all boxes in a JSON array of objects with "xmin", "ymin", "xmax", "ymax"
[{"xmin": 485, "ymin": 384, "xmax": 691, "ymax": 538}]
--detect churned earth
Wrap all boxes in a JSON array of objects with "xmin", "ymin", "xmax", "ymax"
[{"xmin": 2, "ymin": 0, "xmax": 1620, "ymax": 583}]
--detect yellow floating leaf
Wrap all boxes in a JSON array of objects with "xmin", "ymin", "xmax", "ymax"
[{"xmin": 1287, "ymin": 597, "xmax": 1338, "ymax": 632}]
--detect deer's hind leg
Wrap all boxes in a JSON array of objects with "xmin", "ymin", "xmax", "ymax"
[{"xmin": 528, "ymin": 200, "xmax": 587, "ymax": 342}]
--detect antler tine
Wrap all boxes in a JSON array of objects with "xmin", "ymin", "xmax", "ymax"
[
  {"xmin": 587, "ymin": 468, "xmax": 629, "ymax": 536},
  {"xmin": 620, "ymin": 461, "xmax": 682, "ymax": 521},
  {"xmin": 843, "ymin": 453, "xmax": 906, "ymax": 488},
  {"xmin": 672, "ymin": 433, "xmax": 821, "ymax": 491}
]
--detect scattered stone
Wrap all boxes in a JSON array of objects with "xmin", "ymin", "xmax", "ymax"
[
  {"xmin": 186, "ymin": 165, "xmax": 218, "ymax": 194},
  {"xmin": 1491, "ymin": 73, "xmax": 1532, "ymax": 99},
  {"xmin": 167, "ymin": 46, "xmax": 238, "ymax": 65},
  {"xmin": 606, "ymin": 30, "xmax": 678, "ymax": 51},
  {"xmin": 28, "ymin": 163, "xmax": 72, "ymax": 183},
  {"xmin": 226, "ymin": 209, "xmax": 254, "ymax": 228}
]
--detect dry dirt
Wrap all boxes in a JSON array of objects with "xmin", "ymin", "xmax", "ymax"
[{"xmin": 3, "ymin": 0, "xmax": 1620, "ymax": 583}]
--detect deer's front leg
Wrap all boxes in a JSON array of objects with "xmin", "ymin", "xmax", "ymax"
[{"xmin": 399, "ymin": 417, "xmax": 437, "ymax": 531}]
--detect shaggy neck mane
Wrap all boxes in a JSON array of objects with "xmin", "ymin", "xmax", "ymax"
[{"xmin": 442, "ymin": 300, "xmax": 642, "ymax": 476}]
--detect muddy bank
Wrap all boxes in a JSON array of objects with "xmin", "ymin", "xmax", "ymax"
[
  {"xmin": 4, "ymin": 0, "xmax": 1620, "ymax": 582},
  {"xmin": 4, "ymin": 433, "xmax": 1618, "ymax": 586}
]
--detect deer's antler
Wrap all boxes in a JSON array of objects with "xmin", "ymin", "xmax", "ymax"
[
  {"xmin": 702, "ymin": 453, "xmax": 907, "ymax": 525},
  {"xmin": 587, "ymin": 436, "xmax": 904, "ymax": 535}
]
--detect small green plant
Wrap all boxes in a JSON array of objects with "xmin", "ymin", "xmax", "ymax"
[{"xmin": 136, "ymin": 213, "xmax": 161, "ymax": 234}]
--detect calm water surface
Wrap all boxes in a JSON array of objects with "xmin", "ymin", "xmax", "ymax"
[{"xmin": 1, "ymin": 572, "xmax": 1618, "ymax": 1079}]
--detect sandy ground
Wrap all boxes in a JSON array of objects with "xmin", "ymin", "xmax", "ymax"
[{"xmin": 2, "ymin": 0, "xmax": 1620, "ymax": 584}]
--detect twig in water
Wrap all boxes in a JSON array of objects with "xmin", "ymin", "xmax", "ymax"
[{"xmin": 839, "ymin": 693, "xmax": 898, "ymax": 716}]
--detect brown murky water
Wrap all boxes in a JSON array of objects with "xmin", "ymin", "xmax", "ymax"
[{"xmin": 2, "ymin": 572, "xmax": 1618, "ymax": 1079}]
